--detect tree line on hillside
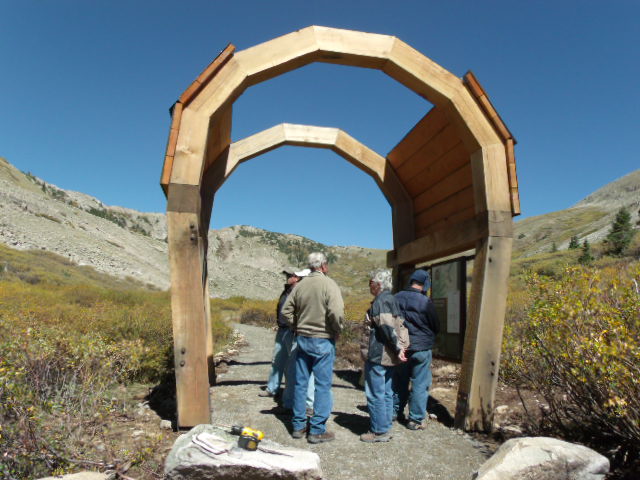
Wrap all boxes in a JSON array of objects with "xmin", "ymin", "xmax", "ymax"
[{"xmin": 557, "ymin": 207, "xmax": 638, "ymax": 264}]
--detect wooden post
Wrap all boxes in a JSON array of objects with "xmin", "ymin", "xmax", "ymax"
[
  {"xmin": 455, "ymin": 234, "xmax": 512, "ymax": 430},
  {"xmin": 200, "ymin": 180, "xmax": 216, "ymax": 386},
  {"xmin": 167, "ymin": 185, "xmax": 211, "ymax": 427}
]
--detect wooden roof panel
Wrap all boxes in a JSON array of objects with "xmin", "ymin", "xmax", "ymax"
[{"xmin": 387, "ymin": 107, "xmax": 448, "ymax": 169}]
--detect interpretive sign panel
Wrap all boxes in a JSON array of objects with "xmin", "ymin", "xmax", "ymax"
[{"xmin": 430, "ymin": 259, "xmax": 467, "ymax": 361}]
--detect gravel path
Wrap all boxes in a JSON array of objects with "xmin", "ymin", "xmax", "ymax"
[{"xmin": 211, "ymin": 323, "xmax": 490, "ymax": 480}]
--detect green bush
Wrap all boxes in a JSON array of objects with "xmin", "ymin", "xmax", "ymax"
[{"xmin": 502, "ymin": 261, "xmax": 640, "ymax": 468}]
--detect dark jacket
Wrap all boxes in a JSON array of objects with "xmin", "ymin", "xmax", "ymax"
[
  {"xmin": 394, "ymin": 288, "xmax": 439, "ymax": 352},
  {"xmin": 360, "ymin": 290, "xmax": 409, "ymax": 366},
  {"xmin": 276, "ymin": 284, "xmax": 293, "ymax": 329}
]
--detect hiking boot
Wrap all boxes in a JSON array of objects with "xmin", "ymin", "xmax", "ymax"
[
  {"xmin": 360, "ymin": 431, "xmax": 392, "ymax": 443},
  {"xmin": 307, "ymin": 431, "xmax": 335, "ymax": 444},
  {"xmin": 406, "ymin": 420, "xmax": 424, "ymax": 430},
  {"xmin": 291, "ymin": 427, "xmax": 307, "ymax": 439},
  {"xmin": 393, "ymin": 413, "xmax": 406, "ymax": 424},
  {"xmin": 258, "ymin": 389, "xmax": 275, "ymax": 398}
]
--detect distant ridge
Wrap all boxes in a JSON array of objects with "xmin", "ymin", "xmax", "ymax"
[
  {"xmin": 513, "ymin": 169, "xmax": 639, "ymax": 257},
  {"xmin": 1, "ymin": 156, "xmax": 638, "ymax": 294},
  {"xmin": 0, "ymin": 156, "xmax": 385, "ymax": 299}
]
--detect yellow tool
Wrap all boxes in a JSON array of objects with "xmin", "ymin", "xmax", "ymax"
[{"xmin": 230, "ymin": 425, "xmax": 264, "ymax": 451}]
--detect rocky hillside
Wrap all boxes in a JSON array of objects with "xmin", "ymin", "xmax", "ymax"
[
  {"xmin": 2, "ymin": 155, "xmax": 637, "ymax": 296},
  {"xmin": 0, "ymin": 157, "xmax": 385, "ymax": 299},
  {"xmin": 513, "ymin": 169, "xmax": 640, "ymax": 257}
]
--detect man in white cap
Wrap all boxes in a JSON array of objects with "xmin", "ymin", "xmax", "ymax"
[{"xmin": 259, "ymin": 267, "xmax": 310, "ymax": 398}]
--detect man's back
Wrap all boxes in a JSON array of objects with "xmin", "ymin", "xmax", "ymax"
[{"xmin": 282, "ymin": 271, "xmax": 344, "ymax": 339}]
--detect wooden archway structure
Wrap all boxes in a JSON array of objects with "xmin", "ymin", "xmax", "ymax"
[{"xmin": 160, "ymin": 26, "xmax": 519, "ymax": 431}]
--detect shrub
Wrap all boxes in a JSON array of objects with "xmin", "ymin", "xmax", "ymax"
[{"xmin": 502, "ymin": 262, "xmax": 640, "ymax": 468}]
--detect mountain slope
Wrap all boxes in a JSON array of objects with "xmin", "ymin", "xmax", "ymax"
[
  {"xmin": 0, "ymin": 157, "xmax": 385, "ymax": 299},
  {"xmin": 513, "ymin": 169, "xmax": 640, "ymax": 257}
]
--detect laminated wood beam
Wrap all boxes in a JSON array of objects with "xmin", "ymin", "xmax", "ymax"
[
  {"xmin": 179, "ymin": 44, "xmax": 236, "ymax": 108},
  {"xmin": 455, "ymin": 235, "xmax": 513, "ymax": 431},
  {"xmin": 167, "ymin": 208, "xmax": 210, "ymax": 427}
]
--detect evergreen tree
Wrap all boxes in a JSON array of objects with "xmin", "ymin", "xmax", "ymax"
[
  {"xmin": 578, "ymin": 239, "xmax": 594, "ymax": 265},
  {"xmin": 551, "ymin": 241, "xmax": 557, "ymax": 253},
  {"xmin": 605, "ymin": 207, "xmax": 635, "ymax": 256},
  {"xmin": 568, "ymin": 235, "xmax": 580, "ymax": 250}
]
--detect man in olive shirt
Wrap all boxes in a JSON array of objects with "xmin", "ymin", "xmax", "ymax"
[{"xmin": 282, "ymin": 252, "xmax": 344, "ymax": 444}]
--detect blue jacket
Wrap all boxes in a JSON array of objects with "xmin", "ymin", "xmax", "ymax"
[{"xmin": 394, "ymin": 288, "xmax": 439, "ymax": 352}]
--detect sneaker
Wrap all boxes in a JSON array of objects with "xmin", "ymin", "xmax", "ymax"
[
  {"xmin": 406, "ymin": 420, "xmax": 424, "ymax": 430},
  {"xmin": 258, "ymin": 390, "xmax": 275, "ymax": 398},
  {"xmin": 360, "ymin": 431, "xmax": 392, "ymax": 443},
  {"xmin": 291, "ymin": 427, "xmax": 307, "ymax": 439},
  {"xmin": 307, "ymin": 431, "xmax": 335, "ymax": 444}
]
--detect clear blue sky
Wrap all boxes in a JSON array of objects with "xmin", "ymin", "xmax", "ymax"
[{"xmin": 1, "ymin": 1, "xmax": 638, "ymax": 249}]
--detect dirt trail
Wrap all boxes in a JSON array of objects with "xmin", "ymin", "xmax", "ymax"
[{"xmin": 210, "ymin": 323, "xmax": 490, "ymax": 480}]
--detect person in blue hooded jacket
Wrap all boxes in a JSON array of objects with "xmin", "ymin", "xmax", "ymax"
[{"xmin": 393, "ymin": 269, "xmax": 439, "ymax": 430}]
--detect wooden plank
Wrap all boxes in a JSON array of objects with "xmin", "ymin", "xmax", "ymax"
[
  {"xmin": 506, "ymin": 138, "xmax": 521, "ymax": 216},
  {"xmin": 233, "ymin": 27, "xmax": 319, "ymax": 87},
  {"xmin": 414, "ymin": 186, "xmax": 475, "ymax": 233},
  {"xmin": 204, "ymin": 104, "xmax": 233, "ymax": 173},
  {"xmin": 463, "ymin": 71, "xmax": 514, "ymax": 143},
  {"xmin": 391, "ymin": 215, "xmax": 484, "ymax": 266},
  {"xmin": 396, "ymin": 124, "xmax": 461, "ymax": 187},
  {"xmin": 384, "ymin": 38, "xmax": 461, "ymax": 107},
  {"xmin": 179, "ymin": 44, "xmax": 236, "ymax": 107},
  {"xmin": 334, "ymin": 130, "xmax": 385, "ymax": 183},
  {"xmin": 314, "ymin": 26, "xmax": 395, "ymax": 69},
  {"xmin": 169, "ymin": 108, "xmax": 210, "ymax": 186},
  {"xmin": 189, "ymin": 56, "xmax": 248, "ymax": 114},
  {"xmin": 403, "ymin": 142, "xmax": 468, "ymax": 197},
  {"xmin": 160, "ymin": 102, "xmax": 184, "ymax": 195},
  {"xmin": 387, "ymin": 107, "xmax": 448, "ymax": 169},
  {"xmin": 199, "ymin": 182, "xmax": 215, "ymax": 386},
  {"xmin": 421, "ymin": 206, "xmax": 476, "ymax": 236},
  {"xmin": 167, "ymin": 210, "xmax": 211, "ymax": 427},
  {"xmin": 455, "ymin": 235, "xmax": 513, "ymax": 431},
  {"xmin": 413, "ymin": 163, "xmax": 473, "ymax": 214},
  {"xmin": 469, "ymin": 144, "xmax": 512, "ymax": 215}
]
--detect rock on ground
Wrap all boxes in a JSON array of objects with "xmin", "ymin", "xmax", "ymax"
[
  {"xmin": 164, "ymin": 424, "xmax": 322, "ymax": 480},
  {"xmin": 474, "ymin": 436, "xmax": 610, "ymax": 480},
  {"xmin": 37, "ymin": 472, "xmax": 110, "ymax": 480}
]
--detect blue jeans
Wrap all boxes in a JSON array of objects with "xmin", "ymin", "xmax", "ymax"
[
  {"xmin": 365, "ymin": 361, "xmax": 394, "ymax": 434},
  {"xmin": 282, "ymin": 336, "xmax": 314, "ymax": 410},
  {"xmin": 266, "ymin": 327, "xmax": 294, "ymax": 395},
  {"xmin": 393, "ymin": 349, "xmax": 432, "ymax": 423},
  {"xmin": 292, "ymin": 336, "xmax": 335, "ymax": 435}
]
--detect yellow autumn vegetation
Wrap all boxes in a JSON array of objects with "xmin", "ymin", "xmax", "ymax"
[{"xmin": 502, "ymin": 260, "xmax": 640, "ymax": 464}]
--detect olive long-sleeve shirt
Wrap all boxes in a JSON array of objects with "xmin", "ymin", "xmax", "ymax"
[{"xmin": 281, "ymin": 271, "xmax": 344, "ymax": 339}]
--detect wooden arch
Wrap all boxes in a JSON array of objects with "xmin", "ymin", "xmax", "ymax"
[{"xmin": 161, "ymin": 26, "xmax": 519, "ymax": 431}]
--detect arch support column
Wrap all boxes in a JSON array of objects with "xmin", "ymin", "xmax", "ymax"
[
  {"xmin": 455, "ymin": 233, "xmax": 512, "ymax": 430},
  {"xmin": 167, "ymin": 184, "xmax": 211, "ymax": 427}
]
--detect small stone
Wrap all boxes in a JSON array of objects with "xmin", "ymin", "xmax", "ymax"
[
  {"xmin": 494, "ymin": 405, "xmax": 509, "ymax": 414},
  {"xmin": 160, "ymin": 420, "xmax": 173, "ymax": 430},
  {"xmin": 131, "ymin": 430, "xmax": 145, "ymax": 438}
]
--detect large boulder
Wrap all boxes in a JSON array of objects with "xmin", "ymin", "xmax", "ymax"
[
  {"xmin": 164, "ymin": 424, "xmax": 323, "ymax": 480},
  {"xmin": 38, "ymin": 473, "xmax": 110, "ymax": 480},
  {"xmin": 474, "ymin": 437, "xmax": 610, "ymax": 480}
]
